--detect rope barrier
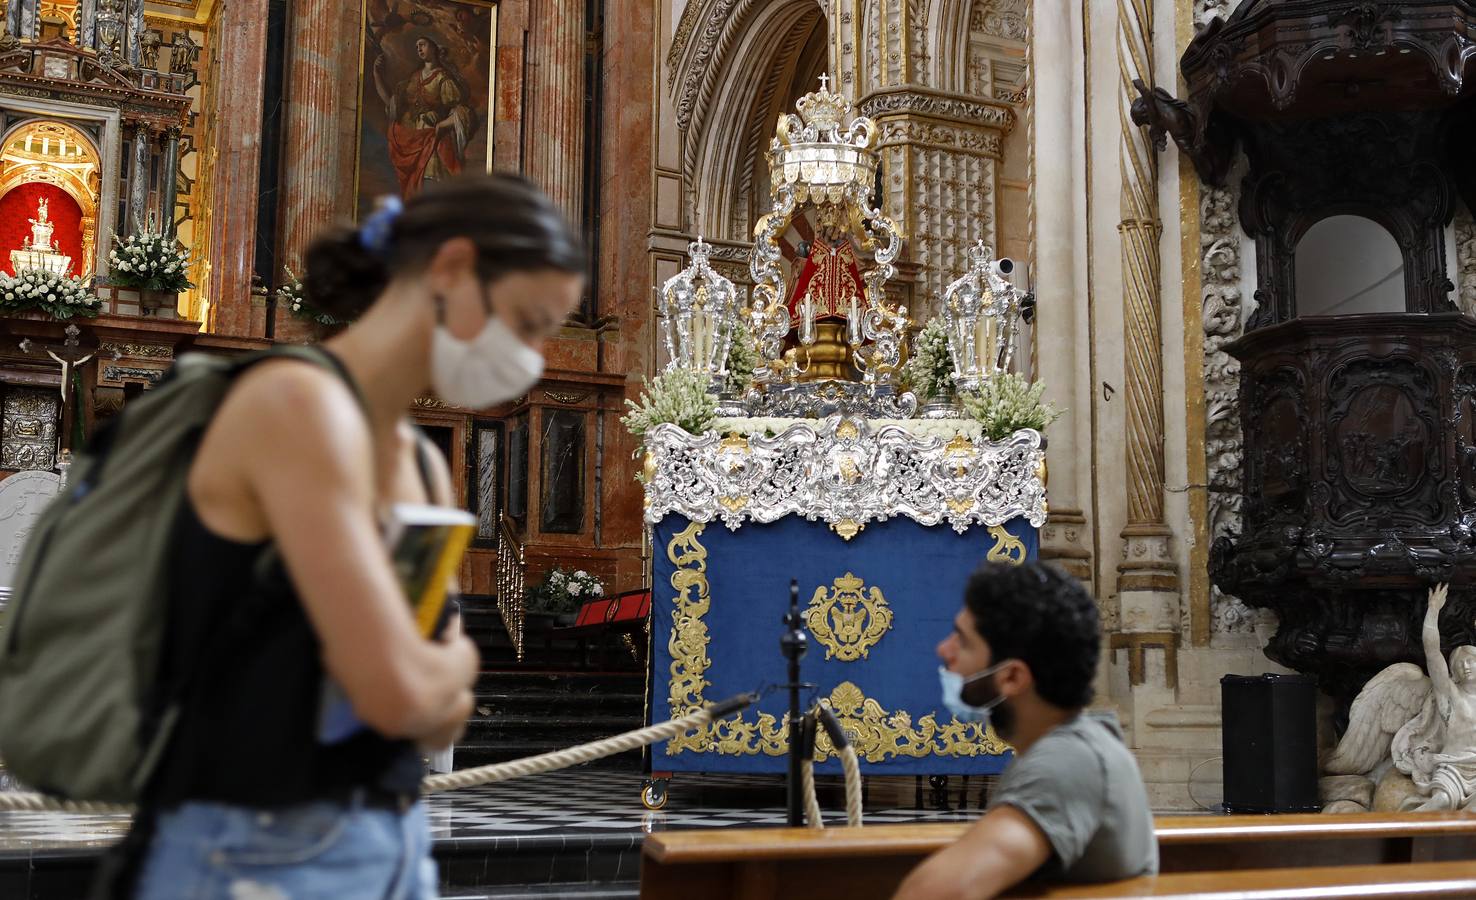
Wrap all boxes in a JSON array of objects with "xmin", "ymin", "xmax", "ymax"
[
  {"xmin": 798, "ymin": 705, "xmax": 864, "ymax": 830},
  {"xmin": 0, "ymin": 694, "xmax": 754, "ymax": 816}
]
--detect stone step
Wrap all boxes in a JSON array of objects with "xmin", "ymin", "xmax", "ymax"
[
  {"xmin": 473, "ymin": 692, "xmax": 645, "ymax": 715},
  {"xmin": 465, "ymin": 714, "xmax": 643, "ymax": 734},
  {"xmin": 444, "ymin": 885, "xmax": 637, "ymax": 900}
]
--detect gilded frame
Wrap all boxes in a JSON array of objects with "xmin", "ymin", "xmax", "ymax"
[
  {"xmin": 661, "ymin": 521, "xmax": 1018, "ymax": 762},
  {"xmin": 352, "ymin": 0, "xmax": 498, "ymax": 220}
]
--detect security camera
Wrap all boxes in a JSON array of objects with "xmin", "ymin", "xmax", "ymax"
[{"xmin": 991, "ymin": 257, "xmax": 1016, "ymax": 280}]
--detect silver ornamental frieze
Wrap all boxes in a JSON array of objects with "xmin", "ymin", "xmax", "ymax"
[{"xmin": 643, "ymin": 416, "xmax": 1047, "ymax": 535}]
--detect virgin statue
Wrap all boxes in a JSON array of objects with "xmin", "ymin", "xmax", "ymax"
[{"xmin": 372, "ymin": 36, "xmax": 477, "ymax": 199}]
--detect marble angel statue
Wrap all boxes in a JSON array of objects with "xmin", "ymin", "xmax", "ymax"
[{"xmin": 1325, "ymin": 584, "xmax": 1476, "ymax": 811}]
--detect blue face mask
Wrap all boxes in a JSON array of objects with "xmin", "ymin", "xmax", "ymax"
[{"xmin": 939, "ymin": 662, "xmax": 1008, "ymax": 724}]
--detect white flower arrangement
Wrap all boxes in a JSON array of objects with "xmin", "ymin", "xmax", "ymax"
[
  {"xmin": 902, "ymin": 317, "xmax": 956, "ymax": 402},
  {"xmin": 276, "ymin": 266, "xmax": 344, "ymax": 326},
  {"xmin": 714, "ymin": 416, "xmax": 988, "ymax": 444},
  {"xmin": 529, "ymin": 567, "xmax": 605, "ymax": 614},
  {"xmin": 109, "ymin": 231, "xmax": 194, "ymax": 293},
  {"xmin": 723, "ymin": 320, "xmax": 760, "ymax": 398},
  {"xmin": 961, "ymin": 372, "xmax": 1063, "ymax": 441},
  {"xmin": 622, "ymin": 367, "xmax": 718, "ymax": 443},
  {"xmin": 0, "ymin": 269, "xmax": 100, "ymax": 319}
]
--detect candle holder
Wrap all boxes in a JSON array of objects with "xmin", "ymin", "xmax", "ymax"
[
  {"xmin": 658, "ymin": 237, "xmax": 740, "ymax": 392},
  {"xmin": 942, "ymin": 240, "xmax": 1026, "ymax": 394}
]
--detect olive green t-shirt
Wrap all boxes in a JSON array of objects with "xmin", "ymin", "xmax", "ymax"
[{"xmin": 988, "ymin": 712, "xmax": 1158, "ymax": 883}]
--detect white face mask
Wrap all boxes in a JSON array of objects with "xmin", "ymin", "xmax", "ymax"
[{"xmin": 430, "ymin": 307, "xmax": 545, "ymax": 409}]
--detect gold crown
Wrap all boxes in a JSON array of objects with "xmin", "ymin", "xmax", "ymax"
[{"xmin": 794, "ymin": 75, "xmax": 850, "ymax": 137}]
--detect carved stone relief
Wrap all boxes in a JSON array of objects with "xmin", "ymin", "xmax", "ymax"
[
  {"xmin": 1456, "ymin": 206, "xmax": 1476, "ymax": 317},
  {"xmin": 971, "ymin": 0, "xmax": 1026, "ymax": 41},
  {"xmin": 1201, "ymin": 184, "xmax": 1256, "ymax": 634}
]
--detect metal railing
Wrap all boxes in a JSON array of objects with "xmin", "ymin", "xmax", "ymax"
[{"xmin": 496, "ymin": 515, "xmax": 527, "ymax": 660}]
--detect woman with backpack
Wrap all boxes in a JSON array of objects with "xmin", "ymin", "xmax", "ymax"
[{"xmin": 123, "ymin": 174, "xmax": 586, "ymax": 898}]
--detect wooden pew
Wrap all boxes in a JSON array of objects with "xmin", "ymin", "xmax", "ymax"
[
  {"xmin": 640, "ymin": 813, "xmax": 1476, "ymax": 900},
  {"xmin": 1003, "ymin": 861, "xmax": 1476, "ymax": 898}
]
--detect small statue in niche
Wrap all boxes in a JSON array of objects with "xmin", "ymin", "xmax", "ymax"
[
  {"xmin": 27, "ymin": 197, "xmax": 54, "ymax": 252},
  {"xmin": 169, "ymin": 32, "xmax": 198, "ymax": 76},
  {"xmin": 1324, "ymin": 584, "xmax": 1476, "ymax": 811},
  {"xmin": 139, "ymin": 28, "xmax": 162, "ymax": 70}
]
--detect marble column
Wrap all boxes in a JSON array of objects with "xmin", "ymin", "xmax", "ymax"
[
  {"xmin": 523, "ymin": 0, "xmax": 585, "ymax": 223},
  {"xmin": 1116, "ymin": 0, "xmax": 1179, "ymax": 624},
  {"xmin": 127, "ymin": 0, "xmax": 143, "ymax": 66},
  {"xmin": 16, "ymin": 0, "xmax": 36, "ymax": 39},
  {"xmin": 1033, "ymin": 0, "xmax": 1092, "ymax": 583},
  {"xmin": 205, "ymin": 0, "xmax": 268, "ymax": 336},
  {"xmin": 160, "ymin": 127, "xmax": 180, "ymax": 238},
  {"xmin": 280, "ymin": 0, "xmax": 350, "ymax": 270},
  {"xmin": 600, "ymin": 0, "xmax": 654, "ymax": 591},
  {"xmin": 77, "ymin": 0, "xmax": 96, "ymax": 49},
  {"xmin": 128, "ymin": 122, "xmax": 152, "ymax": 234}
]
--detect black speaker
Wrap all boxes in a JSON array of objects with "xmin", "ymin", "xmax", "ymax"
[{"xmin": 1221, "ymin": 673, "xmax": 1320, "ymax": 814}]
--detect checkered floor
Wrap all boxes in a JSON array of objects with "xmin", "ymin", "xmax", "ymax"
[{"xmin": 0, "ymin": 769, "xmax": 986, "ymax": 851}]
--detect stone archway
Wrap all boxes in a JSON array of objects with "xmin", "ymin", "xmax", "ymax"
[
  {"xmin": 669, "ymin": 0, "xmax": 828, "ymax": 243},
  {"xmin": 0, "ymin": 119, "xmax": 102, "ymax": 277}
]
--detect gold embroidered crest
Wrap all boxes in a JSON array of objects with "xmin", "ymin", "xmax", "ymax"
[{"xmin": 804, "ymin": 572, "xmax": 894, "ymax": 661}]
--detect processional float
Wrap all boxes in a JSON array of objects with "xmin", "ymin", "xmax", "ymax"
[{"xmin": 637, "ymin": 79, "xmax": 1046, "ymax": 810}]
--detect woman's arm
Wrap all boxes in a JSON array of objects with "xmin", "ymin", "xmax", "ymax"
[{"xmin": 230, "ymin": 364, "xmax": 479, "ymax": 740}]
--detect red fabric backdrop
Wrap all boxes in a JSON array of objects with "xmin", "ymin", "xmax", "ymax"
[{"xmin": 0, "ymin": 183, "xmax": 85, "ymax": 276}]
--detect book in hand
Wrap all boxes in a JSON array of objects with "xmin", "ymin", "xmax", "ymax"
[{"xmin": 318, "ymin": 503, "xmax": 476, "ymax": 745}]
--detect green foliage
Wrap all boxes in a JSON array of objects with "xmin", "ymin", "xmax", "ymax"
[
  {"xmin": 902, "ymin": 317, "xmax": 955, "ymax": 401},
  {"xmin": 961, "ymin": 372, "xmax": 1064, "ymax": 441},
  {"xmin": 621, "ymin": 368, "xmax": 717, "ymax": 441},
  {"xmin": 723, "ymin": 321, "xmax": 760, "ymax": 398}
]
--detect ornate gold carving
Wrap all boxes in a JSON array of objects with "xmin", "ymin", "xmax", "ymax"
[
  {"xmin": 946, "ymin": 497, "xmax": 974, "ymax": 516},
  {"xmin": 718, "ymin": 495, "xmax": 748, "ymax": 512},
  {"xmin": 412, "ymin": 397, "xmax": 446, "ymax": 409},
  {"xmin": 664, "ymin": 524, "xmax": 1008, "ymax": 760},
  {"xmin": 987, "ymin": 524, "xmax": 1027, "ymax": 565},
  {"xmin": 818, "ymin": 681, "xmax": 1010, "ymax": 762},
  {"xmin": 830, "ymin": 518, "xmax": 864, "ymax": 541},
  {"xmin": 100, "ymin": 341, "xmax": 171, "ymax": 360},
  {"xmin": 804, "ymin": 572, "xmax": 894, "ymax": 661},
  {"xmin": 546, "ymin": 390, "xmax": 591, "ymax": 405}
]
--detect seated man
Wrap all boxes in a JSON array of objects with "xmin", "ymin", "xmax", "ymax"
[{"xmin": 894, "ymin": 562, "xmax": 1156, "ymax": 900}]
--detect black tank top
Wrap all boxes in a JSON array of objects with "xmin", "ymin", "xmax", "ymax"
[{"xmin": 150, "ymin": 499, "xmax": 423, "ymax": 808}]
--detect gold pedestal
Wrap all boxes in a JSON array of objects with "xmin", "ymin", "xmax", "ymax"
[{"xmin": 790, "ymin": 321, "xmax": 854, "ymax": 382}]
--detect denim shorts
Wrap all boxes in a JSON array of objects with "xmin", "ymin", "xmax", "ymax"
[{"xmin": 133, "ymin": 793, "xmax": 438, "ymax": 900}]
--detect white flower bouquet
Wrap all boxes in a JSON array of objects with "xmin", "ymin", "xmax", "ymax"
[
  {"xmin": 902, "ymin": 317, "xmax": 956, "ymax": 402},
  {"xmin": 276, "ymin": 266, "xmax": 343, "ymax": 326},
  {"xmin": 621, "ymin": 367, "xmax": 718, "ymax": 442},
  {"xmin": 109, "ymin": 231, "xmax": 194, "ymax": 293},
  {"xmin": 528, "ymin": 567, "xmax": 605, "ymax": 614},
  {"xmin": 0, "ymin": 268, "xmax": 101, "ymax": 320},
  {"xmin": 961, "ymin": 372, "xmax": 1064, "ymax": 441}
]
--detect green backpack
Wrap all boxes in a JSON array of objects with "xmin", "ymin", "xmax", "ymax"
[{"xmin": 0, "ymin": 343, "xmax": 350, "ymax": 803}]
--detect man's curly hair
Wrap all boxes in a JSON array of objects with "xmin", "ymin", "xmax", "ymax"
[{"xmin": 964, "ymin": 561, "xmax": 1101, "ymax": 709}]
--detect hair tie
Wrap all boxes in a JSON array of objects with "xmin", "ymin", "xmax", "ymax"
[{"xmin": 358, "ymin": 195, "xmax": 404, "ymax": 257}]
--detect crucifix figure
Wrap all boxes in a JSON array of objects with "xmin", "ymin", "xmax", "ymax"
[{"xmin": 19, "ymin": 324, "xmax": 110, "ymax": 403}]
